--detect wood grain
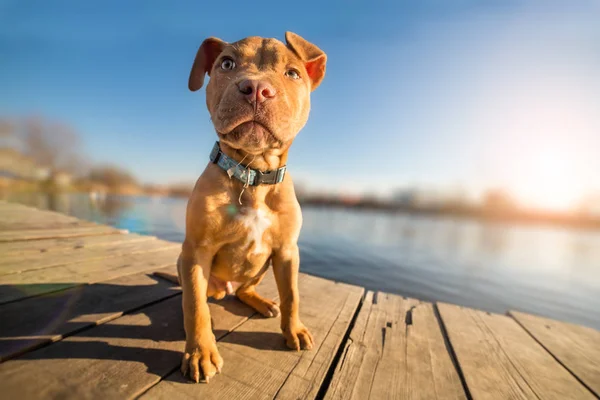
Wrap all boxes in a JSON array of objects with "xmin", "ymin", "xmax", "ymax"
[
  {"xmin": 0, "ymin": 245, "xmax": 181, "ymax": 304},
  {"xmin": 439, "ymin": 303, "xmax": 595, "ymax": 399},
  {"xmin": 0, "ymin": 237, "xmax": 168, "ymax": 275},
  {"xmin": 510, "ymin": 310, "xmax": 600, "ymax": 397},
  {"xmin": 0, "ymin": 265, "xmax": 180, "ymax": 362},
  {"xmin": 0, "ymin": 273, "xmax": 270, "ymax": 399},
  {"xmin": 0, "ymin": 204, "xmax": 102, "ymax": 231},
  {"xmin": 0, "ymin": 232, "xmax": 151, "ymax": 257},
  {"xmin": 0, "ymin": 226, "xmax": 121, "ymax": 242},
  {"xmin": 2, "ymin": 201, "xmax": 598, "ymax": 399},
  {"xmin": 141, "ymin": 274, "xmax": 364, "ymax": 400},
  {"xmin": 324, "ymin": 292, "xmax": 466, "ymax": 400}
]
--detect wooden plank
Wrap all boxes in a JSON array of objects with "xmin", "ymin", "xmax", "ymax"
[
  {"xmin": 0, "ymin": 202, "xmax": 122, "ymax": 241},
  {"xmin": 438, "ymin": 303, "xmax": 595, "ymax": 399},
  {"xmin": 141, "ymin": 274, "xmax": 364, "ymax": 400},
  {"xmin": 0, "ymin": 245, "xmax": 181, "ymax": 304},
  {"xmin": 0, "ymin": 226, "xmax": 122, "ymax": 242},
  {"xmin": 324, "ymin": 292, "xmax": 465, "ymax": 400},
  {"xmin": 0, "ymin": 232, "xmax": 151, "ymax": 257},
  {"xmin": 0, "ymin": 206, "xmax": 99, "ymax": 231},
  {"xmin": 0, "ymin": 201, "xmax": 31, "ymax": 211},
  {"xmin": 0, "ymin": 203, "xmax": 69, "ymax": 213},
  {"xmin": 0, "ymin": 216, "xmax": 98, "ymax": 231},
  {"xmin": 0, "ymin": 223, "xmax": 102, "ymax": 233},
  {"xmin": 0, "ymin": 236, "xmax": 166, "ymax": 276},
  {"xmin": 510, "ymin": 310, "xmax": 600, "ymax": 397},
  {"xmin": 0, "ymin": 265, "xmax": 180, "ymax": 362},
  {"xmin": 0, "ymin": 276, "xmax": 269, "ymax": 399},
  {"xmin": 0, "ymin": 203, "xmax": 74, "ymax": 217}
]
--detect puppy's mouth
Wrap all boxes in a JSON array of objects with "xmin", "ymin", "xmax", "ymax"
[{"xmin": 218, "ymin": 120, "xmax": 275, "ymax": 143}]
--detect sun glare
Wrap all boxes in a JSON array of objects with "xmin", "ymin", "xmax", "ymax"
[{"xmin": 513, "ymin": 148, "xmax": 583, "ymax": 212}]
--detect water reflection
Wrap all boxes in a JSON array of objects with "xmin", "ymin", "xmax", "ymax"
[
  {"xmin": 4, "ymin": 193, "xmax": 600, "ymax": 330},
  {"xmin": 3, "ymin": 191, "xmax": 133, "ymax": 224},
  {"xmin": 92, "ymin": 195, "xmax": 132, "ymax": 219},
  {"xmin": 478, "ymin": 223, "xmax": 509, "ymax": 256}
]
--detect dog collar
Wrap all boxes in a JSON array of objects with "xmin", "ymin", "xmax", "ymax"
[{"xmin": 209, "ymin": 141, "xmax": 287, "ymax": 186}]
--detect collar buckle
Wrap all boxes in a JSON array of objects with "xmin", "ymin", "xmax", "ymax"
[{"xmin": 209, "ymin": 141, "xmax": 287, "ymax": 186}]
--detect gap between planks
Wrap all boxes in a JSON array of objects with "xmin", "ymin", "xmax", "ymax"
[
  {"xmin": 508, "ymin": 310, "xmax": 600, "ymax": 398},
  {"xmin": 0, "ymin": 265, "xmax": 181, "ymax": 362},
  {"xmin": 437, "ymin": 303, "xmax": 596, "ymax": 400},
  {"xmin": 0, "ymin": 273, "xmax": 363, "ymax": 400}
]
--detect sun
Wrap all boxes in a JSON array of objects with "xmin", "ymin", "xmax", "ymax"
[{"xmin": 513, "ymin": 148, "xmax": 583, "ymax": 212}]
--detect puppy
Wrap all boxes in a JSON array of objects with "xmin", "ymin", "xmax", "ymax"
[{"xmin": 175, "ymin": 32, "xmax": 326, "ymax": 383}]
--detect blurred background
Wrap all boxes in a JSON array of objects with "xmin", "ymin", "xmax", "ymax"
[{"xmin": 1, "ymin": 1, "xmax": 599, "ymax": 328}]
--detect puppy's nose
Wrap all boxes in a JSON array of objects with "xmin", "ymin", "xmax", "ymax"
[{"xmin": 238, "ymin": 80, "xmax": 277, "ymax": 103}]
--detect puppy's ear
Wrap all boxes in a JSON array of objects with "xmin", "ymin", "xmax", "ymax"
[
  {"xmin": 188, "ymin": 37, "xmax": 227, "ymax": 92},
  {"xmin": 285, "ymin": 32, "xmax": 327, "ymax": 91}
]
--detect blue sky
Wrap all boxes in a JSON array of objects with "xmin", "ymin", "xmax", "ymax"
[{"xmin": 1, "ymin": 0, "xmax": 599, "ymax": 208}]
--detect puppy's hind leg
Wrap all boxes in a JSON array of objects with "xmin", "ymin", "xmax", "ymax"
[
  {"xmin": 236, "ymin": 267, "xmax": 280, "ymax": 318},
  {"xmin": 154, "ymin": 255, "xmax": 235, "ymax": 301},
  {"xmin": 153, "ymin": 252, "xmax": 183, "ymax": 284}
]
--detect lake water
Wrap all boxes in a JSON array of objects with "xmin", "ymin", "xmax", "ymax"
[{"xmin": 6, "ymin": 192, "xmax": 600, "ymax": 330}]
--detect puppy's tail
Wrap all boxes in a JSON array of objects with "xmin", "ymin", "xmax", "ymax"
[{"xmin": 153, "ymin": 271, "xmax": 180, "ymax": 285}]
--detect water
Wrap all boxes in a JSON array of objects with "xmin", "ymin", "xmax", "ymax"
[{"xmin": 6, "ymin": 192, "xmax": 600, "ymax": 330}]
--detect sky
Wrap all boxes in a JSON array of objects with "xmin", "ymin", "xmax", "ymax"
[{"xmin": 1, "ymin": 0, "xmax": 599, "ymax": 210}]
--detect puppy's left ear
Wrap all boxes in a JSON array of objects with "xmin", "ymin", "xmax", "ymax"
[
  {"xmin": 285, "ymin": 32, "xmax": 327, "ymax": 91},
  {"xmin": 188, "ymin": 37, "xmax": 227, "ymax": 92}
]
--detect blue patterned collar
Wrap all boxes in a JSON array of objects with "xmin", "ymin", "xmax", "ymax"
[{"xmin": 209, "ymin": 142, "xmax": 287, "ymax": 186}]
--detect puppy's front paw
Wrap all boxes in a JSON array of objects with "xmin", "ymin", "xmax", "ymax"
[
  {"xmin": 181, "ymin": 337, "xmax": 224, "ymax": 383},
  {"xmin": 282, "ymin": 321, "xmax": 314, "ymax": 351}
]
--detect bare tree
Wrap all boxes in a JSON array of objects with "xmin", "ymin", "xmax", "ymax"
[
  {"xmin": 89, "ymin": 165, "xmax": 138, "ymax": 188},
  {"xmin": 15, "ymin": 116, "xmax": 86, "ymax": 176}
]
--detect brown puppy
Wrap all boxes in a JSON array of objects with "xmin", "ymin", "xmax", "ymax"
[{"xmin": 177, "ymin": 32, "xmax": 326, "ymax": 383}]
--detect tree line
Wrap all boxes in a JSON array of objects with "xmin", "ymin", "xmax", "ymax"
[{"xmin": 1, "ymin": 115, "xmax": 140, "ymax": 191}]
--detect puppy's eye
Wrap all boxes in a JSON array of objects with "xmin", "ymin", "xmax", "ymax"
[
  {"xmin": 220, "ymin": 58, "xmax": 236, "ymax": 71},
  {"xmin": 285, "ymin": 69, "xmax": 301, "ymax": 80}
]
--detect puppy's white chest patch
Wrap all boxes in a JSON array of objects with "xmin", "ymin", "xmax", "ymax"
[{"xmin": 237, "ymin": 207, "xmax": 271, "ymax": 254}]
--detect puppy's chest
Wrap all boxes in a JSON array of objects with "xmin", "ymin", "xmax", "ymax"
[
  {"xmin": 215, "ymin": 205, "xmax": 278, "ymax": 257},
  {"xmin": 233, "ymin": 207, "xmax": 274, "ymax": 254},
  {"xmin": 212, "ymin": 206, "xmax": 276, "ymax": 281}
]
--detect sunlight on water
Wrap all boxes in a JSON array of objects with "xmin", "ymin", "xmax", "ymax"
[{"xmin": 7, "ymin": 192, "xmax": 600, "ymax": 330}]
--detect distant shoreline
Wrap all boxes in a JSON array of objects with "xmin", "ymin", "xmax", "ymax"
[
  {"xmin": 3, "ymin": 186, "xmax": 599, "ymax": 232},
  {"xmin": 299, "ymin": 197, "xmax": 600, "ymax": 231}
]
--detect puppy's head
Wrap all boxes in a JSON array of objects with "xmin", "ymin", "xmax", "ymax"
[{"xmin": 189, "ymin": 32, "xmax": 326, "ymax": 153}]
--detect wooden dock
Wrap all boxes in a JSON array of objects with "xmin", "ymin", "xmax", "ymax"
[{"xmin": 0, "ymin": 200, "xmax": 598, "ymax": 399}]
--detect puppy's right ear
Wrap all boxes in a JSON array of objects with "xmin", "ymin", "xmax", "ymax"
[{"xmin": 188, "ymin": 37, "xmax": 227, "ymax": 92}]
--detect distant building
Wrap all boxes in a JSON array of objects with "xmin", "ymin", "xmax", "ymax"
[{"xmin": 51, "ymin": 171, "xmax": 73, "ymax": 187}]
